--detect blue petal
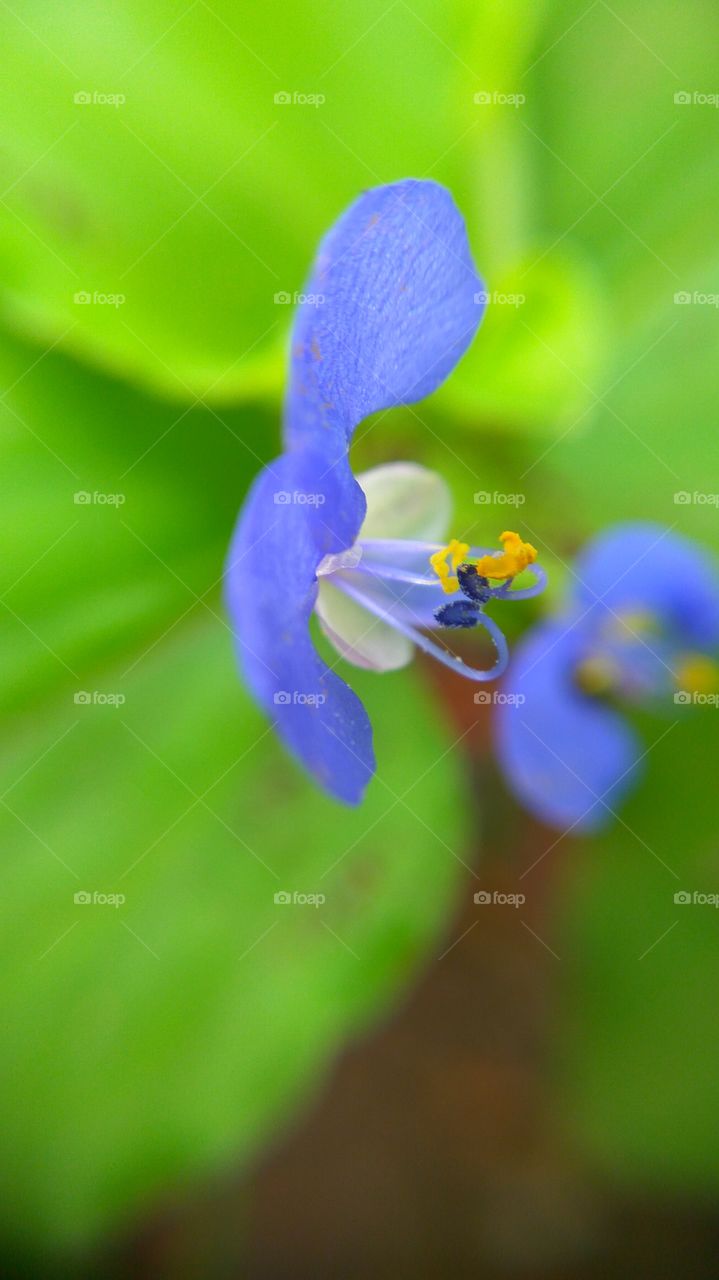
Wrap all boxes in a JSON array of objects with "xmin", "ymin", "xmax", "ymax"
[
  {"xmin": 496, "ymin": 622, "xmax": 641, "ymax": 832},
  {"xmin": 226, "ymin": 181, "xmax": 484, "ymax": 802},
  {"xmin": 284, "ymin": 179, "xmax": 484, "ymax": 555},
  {"xmin": 570, "ymin": 522, "xmax": 719, "ymax": 649},
  {"xmin": 225, "ymin": 452, "xmax": 374, "ymax": 805}
]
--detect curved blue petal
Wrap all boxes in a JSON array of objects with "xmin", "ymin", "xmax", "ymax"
[
  {"xmin": 225, "ymin": 452, "xmax": 374, "ymax": 805},
  {"xmin": 570, "ymin": 522, "xmax": 719, "ymax": 649},
  {"xmin": 284, "ymin": 178, "xmax": 484, "ymax": 556},
  {"xmin": 225, "ymin": 181, "xmax": 484, "ymax": 802},
  {"xmin": 496, "ymin": 621, "xmax": 641, "ymax": 832}
]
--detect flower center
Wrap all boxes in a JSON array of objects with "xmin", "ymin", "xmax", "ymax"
[
  {"xmin": 315, "ymin": 531, "xmax": 547, "ymax": 683},
  {"xmin": 430, "ymin": 530, "xmax": 538, "ymax": 595},
  {"xmin": 428, "ymin": 531, "xmax": 540, "ymax": 631},
  {"xmin": 574, "ymin": 609, "xmax": 719, "ymax": 703}
]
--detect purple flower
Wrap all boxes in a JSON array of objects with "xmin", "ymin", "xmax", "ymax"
[
  {"xmin": 497, "ymin": 523, "xmax": 719, "ymax": 831},
  {"xmin": 225, "ymin": 180, "xmax": 545, "ymax": 804}
]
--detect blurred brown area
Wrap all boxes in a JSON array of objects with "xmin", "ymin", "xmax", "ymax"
[
  {"xmin": 245, "ymin": 848, "xmax": 593, "ymax": 1279},
  {"xmin": 116, "ymin": 837, "xmax": 719, "ymax": 1279},
  {"xmin": 111, "ymin": 680, "xmax": 719, "ymax": 1279}
]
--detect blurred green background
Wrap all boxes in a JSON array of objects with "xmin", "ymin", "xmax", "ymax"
[{"xmin": 2, "ymin": 1, "xmax": 718, "ymax": 1273}]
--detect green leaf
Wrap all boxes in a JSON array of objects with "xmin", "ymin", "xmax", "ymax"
[
  {"xmin": 0, "ymin": 630, "xmax": 468, "ymax": 1250},
  {"xmin": 543, "ymin": 288, "xmax": 719, "ymax": 540},
  {"xmin": 0, "ymin": 0, "xmax": 479, "ymax": 400},
  {"xmin": 527, "ymin": 0, "xmax": 719, "ymax": 335},
  {"xmin": 438, "ymin": 249, "xmax": 609, "ymax": 432},
  {"xmin": 0, "ymin": 331, "xmax": 275, "ymax": 712},
  {"xmin": 0, "ymin": 336, "xmax": 470, "ymax": 1249},
  {"xmin": 428, "ymin": 0, "xmax": 609, "ymax": 433},
  {"xmin": 0, "ymin": 0, "xmax": 610, "ymax": 437},
  {"xmin": 483, "ymin": 0, "xmax": 719, "ymax": 527}
]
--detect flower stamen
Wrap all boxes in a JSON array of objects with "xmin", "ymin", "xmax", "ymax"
[
  {"xmin": 429, "ymin": 531, "xmax": 537, "ymax": 596},
  {"xmin": 429, "ymin": 538, "xmax": 470, "ymax": 594},
  {"xmin": 473, "ymin": 530, "xmax": 538, "ymax": 581}
]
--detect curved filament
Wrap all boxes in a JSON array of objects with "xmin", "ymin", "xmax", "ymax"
[{"xmin": 334, "ymin": 574, "xmax": 509, "ymax": 682}]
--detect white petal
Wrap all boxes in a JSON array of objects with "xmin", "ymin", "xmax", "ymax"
[
  {"xmin": 313, "ymin": 462, "xmax": 452, "ymax": 672},
  {"xmin": 315, "ymin": 578, "xmax": 413, "ymax": 672},
  {"xmin": 357, "ymin": 462, "xmax": 452, "ymax": 541}
]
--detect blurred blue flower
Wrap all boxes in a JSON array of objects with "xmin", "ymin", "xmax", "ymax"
[
  {"xmin": 497, "ymin": 523, "xmax": 719, "ymax": 831},
  {"xmin": 226, "ymin": 179, "xmax": 545, "ymax": 804}
]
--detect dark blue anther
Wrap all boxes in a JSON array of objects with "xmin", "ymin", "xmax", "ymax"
[
  {"xmin": 434, "ymin": 598, "xmax": 481, "ymax": 629},
  {"xmin": 457, "ymin": 563, "xmax": 491, "ymax": 603}
]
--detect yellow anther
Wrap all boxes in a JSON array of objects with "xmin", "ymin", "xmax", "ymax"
[
  {"xmin": 675, "ymin": 653, "xmax": 719, "ymax": 695},
  {"xmin": 473, "ymin": 530, "xmax": 538, "ymax": 581},
  {"xmin": 430, "ymin": 532, "xmax": 538, "ymax": 594},
  {"xmin": 429, "ymin": 539, "xmax": 470, "ymax": 595}
]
